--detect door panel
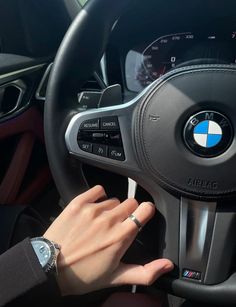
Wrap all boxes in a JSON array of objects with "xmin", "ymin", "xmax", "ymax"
[
  {"xmin": 0, "ymin": 57, "xmax": 53, "ymax": 206},
  {"xmin": 0, "ymin": 106, "xmax": 52, "ymax": 205}
]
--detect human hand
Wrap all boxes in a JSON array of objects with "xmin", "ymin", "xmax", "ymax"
[{"xmin": 44, "ymin": 185, "xmax": 174, "ymax": 296}]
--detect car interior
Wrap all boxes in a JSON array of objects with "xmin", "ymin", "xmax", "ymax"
[{"xmin": 1, "ymin": 0, "xmax": 236, "ymax": 306}]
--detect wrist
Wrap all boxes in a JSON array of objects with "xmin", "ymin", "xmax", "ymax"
[{"xmin": 56, "ymin": 264, "xmax": 73, "ymax": 296}]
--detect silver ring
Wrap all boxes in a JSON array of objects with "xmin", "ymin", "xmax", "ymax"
[{"xmin": 129, "ymin": 214, "xmax": 143, "ymax": 232}]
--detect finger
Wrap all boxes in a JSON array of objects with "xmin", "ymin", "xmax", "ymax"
[
  {"xmin": 97, "ymin": 198, "xmax": 121, "ymax": 212},
  {"xmin": 122, "ymin": 201, "xmax": 155, "ymax": 233},
  {"xmin": 75, "ymin": 185, "xmax": 107, "ymax": 204},
  {"xmin": 110, "ymin": 198, "xmax": 139, "ymax": 221},
  {"xmin": 110, "ymin": 259, "xmax": 174, "ymax": 286}
]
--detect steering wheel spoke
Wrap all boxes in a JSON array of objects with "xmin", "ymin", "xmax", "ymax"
[
  {"xmin": 151, "ymin": 188, "xmax": 236, "ymax": 304},
  {"xmin": 65, "ymin": 98, "xmax": 141, "ymax": 178},
  {"xmin": 179, "ymin": 198, "xmax": 217, "ymax": 283}
]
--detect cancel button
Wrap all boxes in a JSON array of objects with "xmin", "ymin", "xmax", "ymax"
[{"xmin": 101, "ymin": 117, "xmax": 119, "ymax": 130}]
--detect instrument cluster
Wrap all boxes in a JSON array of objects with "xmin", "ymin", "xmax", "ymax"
[{"xmin": 125, "ymin": 31, "xmax": 236, "ymax": 92}]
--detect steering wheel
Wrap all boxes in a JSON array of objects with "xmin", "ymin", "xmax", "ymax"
[{"xmin": 45, "ymin": 0, "xmax": 236, "ymax": 304}]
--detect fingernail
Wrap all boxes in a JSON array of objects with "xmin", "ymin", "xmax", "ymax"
[{"xmin": 145, "ymin": 201, "xmax": 155, "ymax": 207}]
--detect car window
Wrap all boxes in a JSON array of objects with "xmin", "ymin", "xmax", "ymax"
[{"xmin": 78, "ymin": 0, "xmax": 88, "ymax": 6}]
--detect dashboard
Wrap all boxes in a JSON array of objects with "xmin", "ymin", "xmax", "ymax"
[{"xmin": 125, "ymin": 31, "xmax": 236, "ymax": 92}]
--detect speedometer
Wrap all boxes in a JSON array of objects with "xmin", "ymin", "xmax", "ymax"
[{"xmin": 142, "ymin": 32, "xmax": 194, "ymax": 80}]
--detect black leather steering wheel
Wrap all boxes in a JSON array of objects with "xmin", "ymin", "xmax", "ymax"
[{"xmin": 45, "ymin": 0, "xmax": 236, "ymax": 304}]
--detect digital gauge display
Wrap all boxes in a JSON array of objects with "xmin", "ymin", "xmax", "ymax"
[{"xmin": 125, "ymin": 31, "xmax": 236, "ymax": 92}]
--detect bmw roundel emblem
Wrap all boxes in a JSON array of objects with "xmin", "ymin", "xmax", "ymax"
[
  {"xmin": 193, "ymin": 120, "xmax": 222, "ymax": 148},
  {"xmin": 184, "ymin": 111, "xmax": 233, "ymax": 157}
]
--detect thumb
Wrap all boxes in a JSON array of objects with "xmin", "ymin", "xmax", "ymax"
[{"xmin": 110, "ymin": 259, "xmax": 174, "ymax": 287}]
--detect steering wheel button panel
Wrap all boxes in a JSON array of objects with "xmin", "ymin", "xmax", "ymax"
[
  {"xmin": 101, "ymin": 116, "xmax": 120, "ymax": 130},
  {"xmin": 73, "ymin": 115, "xmax": 126, "ymax": 161},
  {"xmin": 80, "ymin": 118, "xmax": 100, "ymax": 130}
]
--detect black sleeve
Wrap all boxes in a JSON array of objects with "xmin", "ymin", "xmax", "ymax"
[{"xmin": 0, "ymin": 238, "xmax": 61, "ymax": 307}]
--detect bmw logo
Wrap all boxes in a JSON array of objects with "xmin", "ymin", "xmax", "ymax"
[{"xmin": 184, "ymin": 111, "xmax": 233, "ymax": 157}]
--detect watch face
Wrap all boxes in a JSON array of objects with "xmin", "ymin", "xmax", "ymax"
[{"xmin": 31, "ymin": 241, "xmax": 52, "ymax": 268}]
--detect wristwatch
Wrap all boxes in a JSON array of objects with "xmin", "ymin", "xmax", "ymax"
[{"xmin": 30, "ymin": 237, "xmax": 61, "ymax": 275}]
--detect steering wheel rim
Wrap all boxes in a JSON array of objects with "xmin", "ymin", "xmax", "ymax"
[
  {"xmin": 45, "ymin": 0, "xmax": 236, "ymax": 304},
  {"xmin": 44, "ymin": 0, "xmax": 130, "ymax": 202}
]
